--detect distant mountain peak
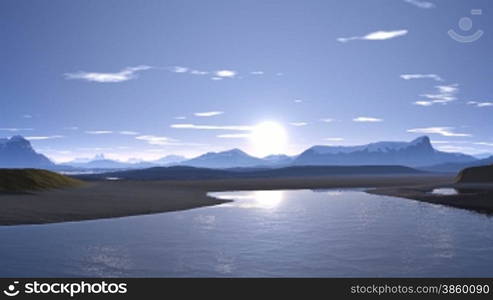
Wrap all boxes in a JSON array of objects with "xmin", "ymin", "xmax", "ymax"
[
  {"xmin": 0, "ymin": 135, "xmax": 54, "ymax": 168},
  {"xmin": 294, "ymin": 136, "xmax": 474, "ymax": 167},
  {"xmin": 410, "ymin": 136, "xmax": 431, "ymax": 146}
]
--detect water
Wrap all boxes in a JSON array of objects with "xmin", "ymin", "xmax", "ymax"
[
  {"xmin": 1, "ymin": 189, "xmax": 493, "ymax": 277},
  {"xmin": 430, "ymin": 188, "xmax": 459, "ymax": 196}
]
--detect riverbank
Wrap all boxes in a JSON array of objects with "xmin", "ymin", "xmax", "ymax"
[
  {"xmin": 0, "ymin": 174, "xmax": 453, "ymax": 225},
  {"xmin": 368, "ymin": 183, "xmax": 493, "ymax": 214}
]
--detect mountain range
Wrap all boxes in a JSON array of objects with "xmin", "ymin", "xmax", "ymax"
[
  {"xmin": 292, "ymin": 136, "xmax": 475, "ymax": 167},
  {"xmin": 0, "ymin": 135, "xmax": 486, "ymax": 172}
]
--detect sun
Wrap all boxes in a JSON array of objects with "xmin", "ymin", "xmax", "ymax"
[{"xmin": 249, "ymin": 121, "xmax": 288, "ymax": 157}]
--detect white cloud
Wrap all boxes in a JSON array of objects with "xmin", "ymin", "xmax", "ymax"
[
  {"xmin": 353, "ymin": 117, "xmax": 383, "ymax": 123},
  {"xmin": 190, "ymin": 70, "xmax": 209, "ymax": 75},
  {"xmin": 217, "ymin": 133, "xmax": 251, "ymax": 138},
  {"xmin": 404, "ymin": 0, "xmax": 435, "ymax": 9},
  {"xmin": 467, "ymin": 101, "xmax": 493, "ymax": 108},
  {"xmin": 174, "ymin": 116, "xmax": 187, "ymax": 120},
  {"xmin": 215, "ymin": 70, "xmax": 237, "ymax": 78},
  {"xmin": 119, "ymin": 131, "xmax": 139, "ymax": 135},
  {"xmin": 135, "ymin": 135, "xmax": 175, "ymax": 145},
  {"xmin": 294, "ymin": 99, "xmax": 303, "ymax": 103},
  {"xmin": 170, "ymin": 124, "xmax": 253, "ymax": 131},
  {"xmin": 250, "ymin": 71, "xmax": 264, "ymax": 75},
  {"xmin": 320, "ymin": 118, "xmax": 335, "ymax": 123},
  {"xmin": 65, "ymin": 65, "xmax": 151, "ymax": 83},
  {"xmin": 0, "ymin": 127, "xmax": 34, "ymax": 132},
  {"xmin": 324, "ymin": 137, "xmax": 344, "ymax": 141},
  {"xmin": 25, "ymin": 135, "xmax": 64, "ymax": 140},
  {"xmin": 400, "ymin": 74, "xmax": 443, "ymax": 81},
  {"xmin": 419, "ymin": 84, "xmax": 459, "ymax": 105},
  {"xmin": 211, "ymin": 77, "xmax": 223, "ymax": 81},
  {"xmin": 407, "ymin": 127, "xmax": 471, "ymax": 137},
  {"xmin": 85, "ymin": 130, "xmax": 113, "ymax": 135},
  {"xmin": 289, "ymin": 122, "xmax": 308, "ymax": 127},
  {"xmin": 194, "ymin": 111, "xmax": 224, "ymax": 117},
  {"xmin": 414, "ymin": 101, "xmax": 433, "ymax": 106},
  {"xmin": 338, "ymin": 30, "xmax": 408, "ymax": 43},
  {"xmin": 171, "ymin": 66, "xmax": 189, "ymax": 73}
]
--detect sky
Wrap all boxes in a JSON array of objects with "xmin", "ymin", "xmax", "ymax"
[{"xmin": 1, "ymin": 0, "xmax": 493, "ymax": 162}]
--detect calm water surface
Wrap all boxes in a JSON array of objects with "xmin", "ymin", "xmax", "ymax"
[{"xmin": 1, "ymin": 189, "xmax": 493, "ymax": 277}]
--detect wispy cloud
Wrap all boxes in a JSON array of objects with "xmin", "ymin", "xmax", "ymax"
[
  {"xmin": 407, "ymin": 127, "xmax": 471, "ymax": 137},
  {"xmin": 338, "ymin": 30, "xmax": 408, "ymax": 43},
  {"xmin": 467, "ymin": 101, "xmax": 493, "ymax": 108},
  {"xmin": 320, "ymin": 118, "xmax": 335, "ymax": 123},
  {"xmin": 22, "ymin": 114, "xmax": 33, "ymax": 119},
  {"xmin": 353, "ymin": 117, "xmax": 383, "ymax": 123},
  {"xmin": 65, "ymin": 65, "xmax": 151, "ymax": 83},
  {"xmin": 119, "ymin": 131, "xmax": 139, "ymax": 135},
  {"xmin": 171, "ymin": 124, "xmax": 252, "ymax": 131},
  {"xmin": 25, "ymin": 135, "xmax": 64, "ymax": 140},
  {"xmin": 217, "ymin": 133, "xmax": 251, "ymax": 139},
  {"xmin": 190, "ymin": 70, "xmax": 209, "ymax": 75},
  {"xmin": 403, "ymin": 0, "xmax": 435, "ymax": 9},
  {"xmin": 400, "ymin": 74, "xmax": 443, "ymax": 81},
  {"xmin": 250, "ymin": 71, "xmax": 264, "ymax": 75},
  {"xmin": 64, "ymin": 126, "xmax": 79, "ymax": 130},
  {"xmin": 324, "ymin": 137, "xmax": 344, "ymax": 142},
  {"xmin": 475, "ymin": 142, "xmax": 493, "ymax": 147},
  {"xmin": 215, "ymin": 70, "xmax": 237, "ymax": 78},
  {"xmin": 0, "ymin": 127, "xmax": 34, "ymax": 132},
  {"xmin": 85, "ymin": 130, "xmax": 113, "ymax": 135},
  {"xmin": 194, "ymin": 111, "xmax": 224, "ymax": 117},
  {"xmin": 174, "ymin": 116, "xmax": 187, "ymax": 120},
  {"xmin": 171, "ymin": 66, "xmax": 189, "ymax": 73},
  {"xmin": 417, "ymin": 84, "xmax": 459, "ymax": 106},
  {"xmin": 135, "ymin": 135, "xmax": 175, "ymax": 145},
  {"xmin": 414, "ymin": 101, "xmax": 434, "ymax": 106},
  {"xmin": 294, "ymin": 99, "xmax": 303, "ymax": 103},
  {"xmin": 289, "ymin": 122, "xmax": 308, "ymax": 127}
]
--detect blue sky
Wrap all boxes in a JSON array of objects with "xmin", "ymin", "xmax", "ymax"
[{"xmin": 1, "ymin": 0, "xmax": 492, "ymax": 162}]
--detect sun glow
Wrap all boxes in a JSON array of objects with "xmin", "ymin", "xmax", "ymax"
[{"xmin": 249, "ymin": 121, "xmax": 288, "ymax": 157}]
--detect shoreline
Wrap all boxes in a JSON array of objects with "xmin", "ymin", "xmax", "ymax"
[
  {"xmin": 368, "ymin": 183, "xmax": 493, "ymax": 214},
  {"xmin": 0, "ymin": 174, "xmax": 454, "ymax": 226}
]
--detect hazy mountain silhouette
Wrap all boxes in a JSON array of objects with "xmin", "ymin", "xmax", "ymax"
[
  {"xmin": 79, "ymin": 165, "xmax": 426, "ymax": 181},
  {"xmin": 293, "ymin": 136, "xmax": 475, "ymax": 167},
  {"xmin": 1, "ymin": 135, "xmax": 481, "ymax": 171},
  {"xmin": 0, "ymin": 136, "xmax": 54, "ymax": 168},
  {"xmin": 424, "ymin": 156, "xmax": 493, "ymax": 173},
  {"xmin": 151, "ymin": 155, "xmax": 186, "ymax": 165},
  {"xmin": 181, "ymin": 148, "xmax": 266, "ymax": 168},
  {"xmin": 62, "ymin": 154, "xmax": 186, "ymax": 169}
]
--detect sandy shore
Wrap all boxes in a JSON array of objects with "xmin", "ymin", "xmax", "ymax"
[{"xmin": 0, "ymin": 174, "xmax": 454, "ymax": 225}]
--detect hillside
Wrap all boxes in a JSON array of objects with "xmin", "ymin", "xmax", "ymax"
[
  {"xmin": 457, "ymin": 165, "xmax": 493, "ymax": 183},
  {"xmin": 0, "ymin": 169, "xmax": 82, "ymax": 192},
  {"xmin": 77, "ymin": 165, "xmax": 426, "ymax": 181}
]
